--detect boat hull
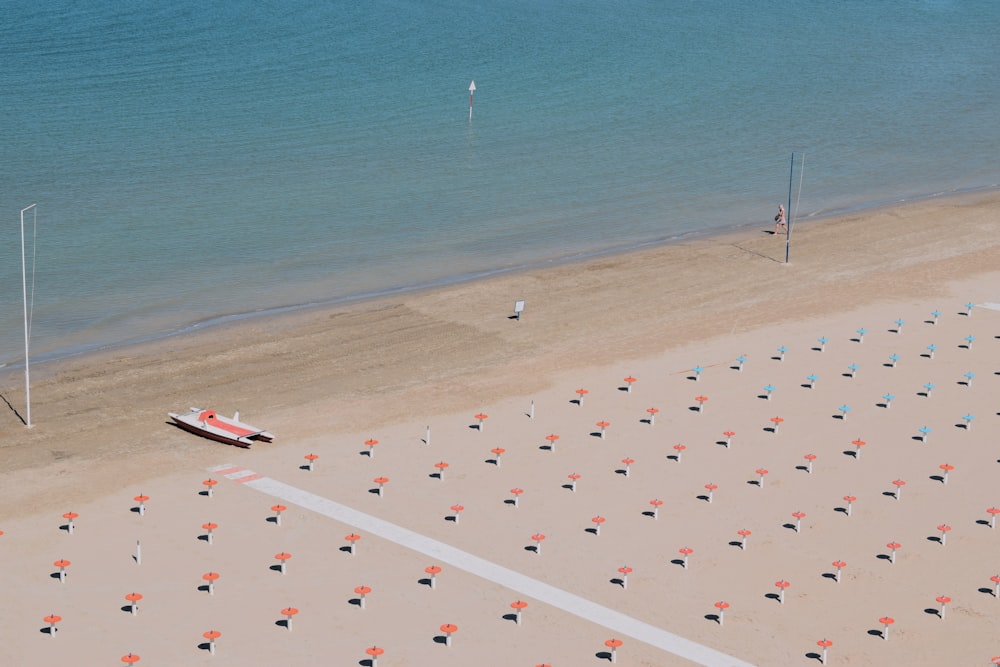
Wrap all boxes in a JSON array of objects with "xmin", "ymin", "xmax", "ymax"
[{"xmin": 168, "ymin": 408, "xmax": 274, "ymax": 448}]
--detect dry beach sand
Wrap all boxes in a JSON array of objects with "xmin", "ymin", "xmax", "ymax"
[{"xmin": 2, "ymin": 190, "xmax": 1000, "ymax": 666}]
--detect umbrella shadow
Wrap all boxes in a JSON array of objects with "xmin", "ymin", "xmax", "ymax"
[
  {"xmin": 360, "ymin": 660, "xmax": 376, "ymax": 667},
  {"xmin": 834, "ymin": 506, "xmax": 849, "ymax": 515},
  {"xmin": 539, "ymin": 444, "xmax": 553, "ymax": 451},
  {"xmin": 275, "ymin": 619, "xmax": 290, "ymax": 629},
  {"xmin": 930, "ymin": 474, "xmax": 945, "ymax": 483},
  {"xmin": 339, "ymin": 545, "xmax": 354, "ymax": 554},
  {"xmin": 524, "ymin": 545, "xmax": 539, "ymax": 553},
  {"xmin": 444, "ymin": 515, "xmax": 457, "ymax": 523},
  {"xmin": 763, "ymin": 426, "xmax": 776, "ymax": 433},
  {"xmin": 641, "ymin": 510, "xmax": 656, "ymax": 518},
  {"xmin": 417, "ymin": 577, "xmax": 433, "ymax": 587},
  {"xmin": 876, "ymin": 401, "xmax": 890, "ymax": 408},
  {"xmin": 561, "ymin": 483, "xmax": 575, "ymax": 490},
  {"xmin": 596, "ymin": 650, "xmax": 614, "ymax": 661},
  {"xmin": 197, "ymin": 534, "xmax": 210, "ymax": 542},
  {"xmin": 978, "ymin": 587, "xmax": 995, "ymax": 596},
  {"xmin": 728, "ymin": 540, "xmax": 744, "ymax": 549},
  {"xmin": 696, "ymin": 494, "xmax": 711, "ymax": 502},
  {"xmin": 265, "ymin": 515, "xmax": 279, "ymax": 524},
  {"xmin": 617, "ymin": 385, "xmax": 631, "ymax": 392},
  {"xmin": 821, "ymin": 572, "xmax": 838, "ymax": 581},
  {"xmin": 614, "ymin": 468, "xmax": 628, "ymax": 477},
  {"xmin": 359, "ymin": 450, "xmax": 373, "ymax": 457},
  {"xmin": 831, "ymin": 414, "xmax": 846, "ymax": 420},
  {"xmin": 705, "ymin": 613, "xmax": 721, "ymax": 624},
  {"xmin": 927, "ymin": 535, "xmax": 942, "ymax": 544},
  {"xmin": 501, "ymin": 612, "xmax": 519, "ymax": 623},
  {"xmin": 298, "ymin": 464, "xmax": 312, "ymax": 471},
  {"xmin": 764, "ymin": 592, "xmax": 781, "ymax": 602},
  {"xmin": 842, "ymin": 450, "xmax": 857, "ymax": 458},
  {"xmin": 268, "ymin": 564, "xmax": 284, "ymax": 573},
  {"xmin": 198, "ymin": 489, "xmax": 211, "ymax": 496},
  {"xmin": 428, "ymin": 472, "xmax": 442, "ymax": 479},
  {"xmin": 590, "ymin": 431, "xmax": 604, "ymax": 438},
  {"xmin": 569, "ymin": 398, "xmax": 582, "ymax": 405},
  {"xmin": 666, "ymin": 454, "xmax": 680, "ymax": 462},
  {"xmin": 610, "ymin": 577, "xmax": 625, "ymax": 588},
  {"xmin": 197, "ymin": 642, "xmax": 213, "ymax": 652},
  {"xmin": 976, "ymin": 519, "xmax": 991, "ymax": 527},
  {"xmin": 120, "ymin": 605, "xmax": 134, "ymax": 614},
  {"xmin": 129, "ymin": 506, "xmax": 143, "ymax": 514},
  {"xmin": 882, "ymin": 491, "xmax": 898, "ymax": 499},
  {"xmin": 875, "ymin": 553, "xmax": 892, "ymax": 562},
  {"xmin": 432, "ymin": 635, "xmax": 449, "ymax": 645},
  {"xmin": 669, "ymin": 558, "xmax": 686, "ymax": 568},
  {"xmin": 782, "ymin": 523, "xmax": 798, "ymax": 532},
  {"xmin": 367, "ymin": 488, "xmax": 381, "ymax": 495},
  {"xmin": 747, "ymin": 479, "xmax": 761, "ymax": 487},
  {"xmin": 800, "ymin": 383, "xmax": 815, "ymax": 389},
  {"xmin": 867, "ymin": 629, "xmax": 884, "ymax": 638},
  {"xmin": 804, "ymin": 651, "xmax": 824, "ymax": 663},
  {"xmin": 585, "ymin": 527, "xmax": 599, "ymax": 535},
  {"xmin": 503, "ymin": 499, "xmax": 517, "ymax": 506},
  {"xmin": 640, "ymin": 417, "xmax": 653, "ymax": 424},
  {"xmin": 468, "ymin": 424, "xmax": 482, "ymax": 431},
  {"xmin": 484, "ymin": 457, "xmax": 499, "ymax": 465},
  {"xmin": 49, "ymin": 571, "xmax": 62, "ymax": 580},
  {"xmin": 924, "ymin": 607, "xmax": 941, "ymax": 617},
  {"xmin": 197, "ymin": 584, "xmax": 211, "ymax": 593},
  {"xmin": 348, "ymin": 597, "xmax": 363, "ymax": 607},
  {"xmin": 955, "ymin": 422, "xmax": 970, "ymax": 430},
  {"xmin": 794, "ymin": 465, "xmax": 810, "ymax": 472},
  {"xmin": 688, "ymin": 406, "xmax": 702, "ymax": 412},
  {"xmin": 958, "ymin": 380, "xmax": 970, "ymax": 386},
  {"xmin": 59, "ymin": 524, "xmax": 72, "ymax": 533}
]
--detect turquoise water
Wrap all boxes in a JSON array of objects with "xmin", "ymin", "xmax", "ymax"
[{"xmin": 1, "ymin": 1, "xmax": 998, "ymax": 365}]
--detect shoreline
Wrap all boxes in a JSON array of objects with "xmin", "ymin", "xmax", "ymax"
[{"xmin": 6, "ymin": 184, "xmax": 998, "ymax": 372}]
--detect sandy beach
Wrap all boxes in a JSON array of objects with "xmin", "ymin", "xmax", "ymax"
[{"xmin": 3, "ymin": 189, "xmax": 1000, "ymax": 666}]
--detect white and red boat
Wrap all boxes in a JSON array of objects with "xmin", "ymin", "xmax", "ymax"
[{"xmin": 168, "ymin": 407, "xmax": 274, "ymax": 448}]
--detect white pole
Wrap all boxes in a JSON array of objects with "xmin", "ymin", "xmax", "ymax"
[
  {"xmin": 468, "ymin": 81, "xmax": 476, "ymax": 120},
  {"xmin": 20, "ymin": 204, "xmax": 37, "ymax": 428}
]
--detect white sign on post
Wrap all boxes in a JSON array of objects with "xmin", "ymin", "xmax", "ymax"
[{"xmin": 514, "ymin": 300, "xmax": 525, "ymax": 320}]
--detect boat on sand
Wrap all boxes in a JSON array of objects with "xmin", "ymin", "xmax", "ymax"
[{"xmin": 168, "ymin": 407, "xmax": 274, "ymax": 448}]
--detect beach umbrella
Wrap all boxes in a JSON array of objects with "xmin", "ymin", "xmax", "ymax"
[
  {"xmin": 450, "ymin": 504, "xmax": 464, "ymax": 524},
  {"xmin": 474, "ymin": 413, "xmax": 488, "ymax": 431},
  {"xmin": 888, "ymin": 353, "xmax": 899, "ymax": 368},
  {"xmin": 678, "ymin": 547, "xmax": 693, "ymax": 569},
  {"xmin": 345, "ymin": 533, "xmax": 361, "ymax": 555},
  {"xmin": 843, "ymin": 495, "xmax": 857, "ymax": 517},
  {"xmin": 280, "ymin": 607, "xmax": 298, "ymax": 631},
  {"xmin": 121, "ymin": 653, "xmax": 140, "ymax": 665},
  {"xmin": 490, "ymin": 447, "xmax": 506, "ymax": 466},
  {"xmin": 963, "ymin": 371, "xmax": 975, "ymax": 387},
  {"xmin": 271, "ymin": 504, "xmax": 286, "ymax": 526},
  {"xmin": 510, "ymin": 600, "xmax": 528, "ymax": 625},
  {"xmin": 926, "ymin": 343, "xmax": 937, "ymax": 359},
  {"xmin": 695, "ymin": 395, "xmax": 708, "ymax": 413},
  {"xmin": 938, "ymin": 463, "xmax": 954, "ymax": 484},
  {"xmin": 433, "ymin": 461, "xmax": 449, "ymax": 479},
  {"xmin": 937, "ymin": 524, "xmax": 952, "ymax": 546},
  {"xmin": 963, "ymin": 414, "xmax": 975, "ymax": 430},
  {"xmin": 510, "ymin": 488, "xmax": 524, "ymax": 507},
  {"xmin": 203, "ymin": 630, "xmax": 221, "ymax": 655},
  {"xmin": 125, "ymin": 592, "xmax": 142, "ymax": 616},
  {"xmin": 990, "ymin": 574, "xmax": 1000, "ymax": 598},
  {"xmin": 893, "ymin": 317, "xmax": 904, "ymax": 332},
  {"xmin": 620, "ymin": 457, "xmax": 634, "ymax": 478},
  {"xmin": 43, "ymin": 614, "xmax": 61, "ymax": 638},
  {"xmin": 303, "ymin": 453, "xmax": 318, "ymax": 471},
  {"xmin": 791, "ymin": 511, "xmax": 806, "ymax": 533},
  {"xmin": 882, "ymin": 393, "xmax": 895, "ymax": 409},
  {"xmin": 202, "ymin": 571, "xmax": 219, "ymax": 595},
  {"xmin": 692, "ymin": 365, "xmax": 703, "ymax": 381},
  {"xmin": 53, "ymin": 558, "xmax": 70, "ymax": 583},
  {"xmin": 544, "ymin": 434, "xmax": 560, "ymax": 451},
  {"xmin": 605, "ymin": 638, "xmax": 623, "ymax": 663},
  {"xmin": 817, "ymin": 336, "xmax": 828, "ymax": 352},
  {"xmin": 723, "ymin": 431, "xmax": 735, "ymax": 448},
  {"xmin": 425, "ymin": 565, "xmax": 441, "ymax": 589},
  {"xmin": 816, "ymin": 638, "xmax": 832, "ymax": 664},
  {"xmin": 623, "ymin": 376, "xmax": 637, "ymax": 392},
  {"xmin": 365, "ymin": 646, "xmax": 384, "ymax": 666},
  {"xmin": 575, "ymin": 388, "xmax": 588, "ymax": 405},
  {"xmin": 769, "ymin": 416, "xmax": 784, "ymax": 433},
  {"xmin": 713, "ymin": 601, "xmax": 730, "ymax": 626},
  {"xmin": 763, "ymin": 384, "xmax": 775, "ymax": 400},
  {"xmin": 567, "ymin": 472, "xmax": 581, "ymax": 492},
  {"xmin": 805, "ymin": 373, "xmax": 818, "ymax": 388},
  {"xmin": 672, "ymin": 444, "xmax": 686, "ymax": 462},
  {"xmin": 133, "ymin": 494, "xmax": 149, "ymax": 516},
  {"xmin": 879, "ymin": 616, "xmax": 894, "ymax": 640},
  {"xmin": 440, "ymin": 623, "xmax": 457, "ymax": 647},
  {"xmin": 776, "ymin": 346, "xmax": 787, "ymax": 361},
  {"xmin": 755, "ymin": 468, "xmax": 768, "ymax": 488},
  {"xmin": 617, "ymin": 565, "xmax": 632, "ymax": 590},
  {"xmin": 530, "ymin": 533, "xmax": 545, "ymax": 554},
  {"xmin": 964, "ymin": 334, "xmax": 976, "ymax": 348},
  {"xmin": 856, "ymin": 328, "xmax": 866, "ymax": 343},
  {"xmin": 803, "ymin": 454, "xmax": 816, "ymax": 474},
  {"xmin": 373, "ymin": 476, "xmax": 389, "ymax": 497},
  {"xmin": 852, "ymin": 438, "xmax": 866, "ymax": 459},
  {"xmin": 987, "ymin": 507, "xmax": 1000, "ymax": 530},
  {"xmin": 364, "ymin": 438, "xmax": 378, "ymax": 458},
  {"xmin": 737, "ymin": 529, "xmax": 751, "ymax": 550},
  {"xmin": 923, "ymin": 382, "xmax": 935, "ymax": 397},
  {"xmin": 704, "ymin": 483, "xmax": 717, "ymax": 503},
  {"xmin": 202, "ymin": 522, "xmax": 218, "ymax": 545},
  {"xmin": 274, "ymin": 552, "xmax": 292, "ymax": 575},
  {"xmin": 886, "ymin": 541, "xmax": 901, "ymax": 564},
  {"xmin": 735, "ymin": 354, "xmax": 747, "ymax": 371},
  {"xmin": 846, "ymin": 363, "xmax": 859, "ymax": 378},
  {"xmin": 202, "ymin": 478, "xmax": 218, "ymax": 497},
  {"xmin": 832, "ymin": 560, "xmax": 846, "ymax": 583},
  {"xmin": 930, "ymin": 309, "xmax": 940, "ymax": 324},
  {"xmin": 838, "ymin": 405, "xmax": 850, "ymax": 420},
  {"xmin": 892, "ymin": 479, "xmax": 906, "ymax": 500},
  {"xmin": 649, "ymin": 499, "xmax": 663, "ymax": 519},
  {"xmin": 354, "ymin": 585, "xmax": 371, "ymax": 609},
  {"xmin": 645, "ymin": 407, "xmax": 659, "ymax": 424},
  {"xmin": 62, "ymin": 512, "xmax": 78, "ymax": 535},
  {"xmin": 591, "ymin": 515, "xmax": 606, "ymax": 535},
  {"xmin": 774, "ymin": 579, "xmax": 790, "ymax": 604},
  {"xmin": 529, "ymin": 400, "xmax": 535, "ymax": 419},
  {"xmin": 596, "ymin": 420, "xmax": 611, "ymax": 438}
]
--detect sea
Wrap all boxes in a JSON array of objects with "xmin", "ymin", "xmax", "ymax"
[{"xmin": 2, "ymin": 0, "xmax": 998, "ymax": 367}]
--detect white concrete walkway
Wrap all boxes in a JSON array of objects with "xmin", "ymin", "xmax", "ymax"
[{"xmin": 210, "ymin": 464, "xmax": 756, "ymax": 667}]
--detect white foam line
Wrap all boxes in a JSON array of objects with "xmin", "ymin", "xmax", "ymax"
[{"xmin": 227, "ymin": 471, "xmax": 755, "ymax": 667}]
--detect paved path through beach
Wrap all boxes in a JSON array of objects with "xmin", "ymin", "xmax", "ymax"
[{"xmin": 210, "ymin": 463, "xmax": 756, "ymax": 667}]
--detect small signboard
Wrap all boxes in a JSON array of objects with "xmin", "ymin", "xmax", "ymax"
[{"xmin": 513, "ymin": 300, "xmax": 525, "ymax": 320}]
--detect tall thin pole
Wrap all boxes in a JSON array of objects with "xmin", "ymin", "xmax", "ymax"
[
  {"xmin": 468, "ymin": 80, "xmax": 476, "ymax": 121},
  {"xmin": 784, "ymin": 154, "xmax": 794, "ymax": 264},
  {"xmin": 20, "ymin": 203, "xmax": 37, "ymax": 428}
]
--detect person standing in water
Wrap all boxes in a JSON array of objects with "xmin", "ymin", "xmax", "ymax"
[{"xmin": 774, "ymin": 204, "xmax": 786, "ymax": 234}]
